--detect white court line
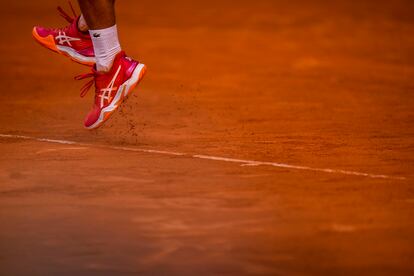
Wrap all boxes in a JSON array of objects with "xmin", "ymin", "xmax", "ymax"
[{"xmin": 0, "ymin": 133, "xmax": 406, "ymax": 180}]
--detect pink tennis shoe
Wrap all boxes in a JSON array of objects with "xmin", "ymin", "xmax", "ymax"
[
  {"xmin": 33, "ymin": 4, "xmax": 147, "ymax": 129},
  {"xmin": 32, "ymin": 3, "xmax": 95, "ymax": 66},
  {"xmin": 76, "ymin": 51, "xmax": 147, "ymax": 129}
]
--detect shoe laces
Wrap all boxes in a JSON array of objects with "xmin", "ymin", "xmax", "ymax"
[
  {"xmin": 57, "ymin": 1, "xmax": 77, "ymax": 24},
  {"xmin": 48, "ymin": 1, "xmax": 77, "ymax": 33},
  {"xmin": 75, "ymin": 72, "xmax": 96, "ymax": 98}
]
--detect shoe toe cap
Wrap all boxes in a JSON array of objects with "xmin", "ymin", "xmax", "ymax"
[
  {"xmin": 84, "ymin": 105, "xmax": 102, "ymax": 129},
  {"xmin": 33, "ymin": 26, "xmax": 50, "ymax": 38}
]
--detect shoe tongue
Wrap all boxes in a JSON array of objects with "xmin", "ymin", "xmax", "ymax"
[
  {"xmin": 114, "ymin": 51, "xmax": 126, "ymax": 63},
  {"xmin": 92, "ymin": 65, "xmax": 99, "ymax": 74},
  {"xmin": 91, "ymin": 66, "xmax": 106, "ymax": 86}
]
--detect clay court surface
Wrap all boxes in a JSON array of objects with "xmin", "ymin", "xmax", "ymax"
[{"xmin": 1, "ymin": 0, "xmax": 414, "ymax": 275}]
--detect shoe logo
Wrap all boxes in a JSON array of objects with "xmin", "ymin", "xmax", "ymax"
[
  {"xmin": 56, "ymin": 31, "xmax": 81, "ymax": 46},
  {"xmin": 99, "ymin": 65, "xmax": 122, "ymax": 107},
  {"xmin": 93, "ymin": 33, "xmax": 101, "ymax": 38}
]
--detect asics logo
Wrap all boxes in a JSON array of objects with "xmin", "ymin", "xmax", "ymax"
[
  {"xmin": 99, "ymin": 65, "xmax": 122, "ymax": 107},
  {"xmin": 55, "ymin": 31, "xmax": 81, "ymax": 46}
]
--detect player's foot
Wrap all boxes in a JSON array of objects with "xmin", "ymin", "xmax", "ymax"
[
  {"xmin": 32, "ymin": 3, "xmax": 95, "ymax": 66},
  {"xmin": 76, "ymin": 51, "xmax": 147, "ymax": 129}
]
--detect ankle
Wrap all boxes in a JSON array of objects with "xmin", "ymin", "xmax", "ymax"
[
  {"xmin": 77, "ymin": 14, "xmax": 89, "ymax": 33},
  {"xmin": 89, "ymin": 25, "xmax": 122, "ymax": 73},
  {"xmin": 96, "ymin": 57, "xmax": 117, "ymax": 73}
]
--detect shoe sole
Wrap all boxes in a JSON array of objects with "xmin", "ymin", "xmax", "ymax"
[
  {"xmin": 32, "ymin": 27, "xmax": 95, "ymax": 66},
  {"xmin": 85, "ymin": 63, "xmax": 147, "ymax": 130}
]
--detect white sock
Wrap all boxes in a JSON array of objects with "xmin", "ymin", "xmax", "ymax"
[
  {"xmin": 77, "ymin": 14, "xmax": 89, "ymax": 32},
  {"xmin": 89, "ymin": 25, "xmax": 122, "ymax": 72}
]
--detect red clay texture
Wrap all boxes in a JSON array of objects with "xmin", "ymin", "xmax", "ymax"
[{"xmin": 0, "ymin": 0, "xmax": 414, "ymax": 275}]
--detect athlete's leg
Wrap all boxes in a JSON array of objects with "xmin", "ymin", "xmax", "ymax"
[
  {"xmin": 77, "ymin": 0, "xmax": 120, "ymax": 72},
  {"xmin": 33, "ymin": 0, "xmax": 146, "ymax": 129},
  {"xmin": 32, "ymin": 2, "xmax": 95, "ymax": 65},
  {"xmin": 77, "ymin": 0, "xmax": 116, "ymax": 30},
  {"xmin": 74, "ymin": 0, "xmax": 146, "ymax": 129}
]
